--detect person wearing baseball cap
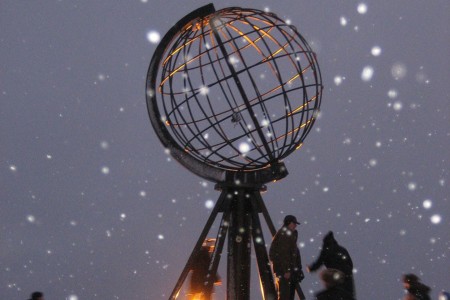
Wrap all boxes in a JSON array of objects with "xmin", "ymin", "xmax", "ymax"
[{"xmin": 269, "ymin": 215, "xmax": 305, "ymax": 300}]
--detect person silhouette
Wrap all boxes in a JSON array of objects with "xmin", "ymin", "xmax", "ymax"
[
  {"xmin": 315, "ymin": 269, "xmax": 354, "ymax": 300},
  {"xmin": 188, "ymin": 239, "xmax": 221, "ymax": 300},
  {"xmin": 28, "ymin": 291, "xmax": 44, "ymax": 300},
  {"xmin": 269, "ymin": 215, "xmax": 305, "ymax": 300},
  {"xmin": 402, "ymin": 274, "xmax": 431, "ymax": 300},
  {"xmin": 307, "ymin": 231, "xmax": 355, "ymax": 298}
]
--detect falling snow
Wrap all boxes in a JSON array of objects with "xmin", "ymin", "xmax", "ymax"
[
  {"xmin": 1, "ymin": 2, "xmax": 448, "ymax": 300},
  {"xmin": 146, "ymin": 30, "xmax": 161, "ymax": 44},
  {"xmin": 361, "ymin": 66, "xmax": 374, "ymax": 81}
]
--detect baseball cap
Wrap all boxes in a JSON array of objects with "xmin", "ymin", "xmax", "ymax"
[{"xmin": 283, "ymin": 215, "xmax": 300, "ymax": 225}]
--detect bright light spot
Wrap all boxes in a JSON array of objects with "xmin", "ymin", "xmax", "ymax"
[
  {"xmin": 239, "ymin": 142, "xmax": 250, "ymax": 154},
  {"xmin": 146, "ymin": 30, "xmax": 161, "ymax": 44},
  {"xmin": 340, "ymin": 16, "xmax": 347, "ymax": 26},
  {"xmin": 120, "ymin": 213, "xmax": 126, "ymax": 220},
  {"xmin": 101, "ymin": 166, "xmax": 110, "ymax": 174},
  {"xmin": 393, "ymin": 101, "xmax": 403, "ymax": 111},
  {"xmin": 9, "ymin": 165, "xmax": 17, "ymax": 172},
  {"xmin": 418, "ymin": 199, "xmax": 432, "ymax": 211},
  {"xmin": 285, "ymin": 19, "xmax": 291, "ymax": 25},
  {"xmin": 369, "ymin": 159, "xmax": 377, "ymax": 167},
  {"xmin": 199, "ymin": 85, "xmax": 209, "ymax": 95},
  {"xmin": 140, "ymin": 190, "xmax": 146, "ymax": 197},
  {"xmin": 203, "ymin": 133, "xmax": 209, "ymax": 140},
  {"xmin": 146, "ymin": 88, "xmax": 155, "ymax": 97},
  {"xmin": 361, "ymin": 66, "xmax": 374, "ymax": 81},
  {"xmin": 158, "ymin": 234, "xmax": 164, "ymax": 240},
  {"xmin": 261, "ymin": 119, "xmax": 269, "ymax": 127},
  {"xmin": 264, "ymin": 7, "xmax": 270, "ymax": 12},
  {"xmin": 387, "ymin": 89, "xmax": 398, "ymax": 99},
  {"xmin": 323, "ymin": 187, "xmax": 329, "ymax": 192},
  {"xmin": 431, "ymin": 214, "xmax": 441, "ymax": 224},
  {"xmin": 106, "ymin": 230, "xmax": 112, "ymax": 237},
  {"xmin": 334, "ymin": 76, "xmax": 344, "ymax": 86},
  {"xmin": 98, "ymin": 74, "xmax": 106, "ymax": 81},
  {"xmin": 399, "ymin": 229, "xmax": 406, "ymax": 236},
  {"xmin": 46, "ymin": 154, "xmax": 52, "ymax": 159},
  {"xmin": 357, "ymin": 3, "xmax": 368, "ymax": 14},
  {"xmin": 70, "ymin": 220, "xmax": 77, "ymax": 226},
  {"xmin": 375, "ymin": 141, "xmax": 382, "ymax": 148},
  {"xmin": 100, "ymin": 140, "xmax": 109, "ymax": 149},
  {"xmin": 407, "ymin": 182, "xmax": 417, "ymax": 191},
  {"xmin": 205, "ymin": 199, "xmax": 214, "ymax": 209},
  {"xmin": 67, "ymin": 295, "xmax": 78, "ymax": 300},
  {"xmin": 229, "ymin": 55, "xmax": 239, "ymax": 65},
  {"xmin": 27, "ymin": 215, "xmax": 35, "ymax": 223},
  {"xmin": 371, "ymin": 46, "xmax": 382, "ymax": 56},
  {"xmin": 391, "ymin": 62, "xmax": 407, "ymax": 80}
]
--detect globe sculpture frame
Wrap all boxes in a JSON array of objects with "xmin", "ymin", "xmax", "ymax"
[{"xmin": 146, "ymin": 4, "xmax": 322, "ymax": 299}]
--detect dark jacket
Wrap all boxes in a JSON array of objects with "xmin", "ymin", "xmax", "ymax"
[
  {"xmin": 404, "ymin": 283, "xmax": 431, "ymax": 300},
  {"xmin": 269, "ymin": 226, "xmax": 302, "ymax": 277},
  {"xmin": 309, "ymin": 232, "xmax": 353, "ymax": 276},
  {"xmin": 316, "ymin": 286, "xmax": 354, "ymax": 300},
  {"xmin": 309, "ymin": 232, "xmax": 355, "ymax": 297},
  {"xmin": 190, "ymin": 247, "xmax": 217, "ymax": 293}
]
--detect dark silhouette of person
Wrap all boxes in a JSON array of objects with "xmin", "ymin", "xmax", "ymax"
[
  {"xmin": 307, "ymin": 231, "xmax": 355, "ymax": 298},
  {"xmin": 189, "ymin": 239, "xmax": 220, "ymax": 300},
  {"xmin": 28, "ymin": 291, "xmax": 44, "ymax": 300},
  {"xmin": 315, "ymin": 269, "xmax": 354, "ymax": 300},
  {"xmin": 269, "ymin": 215, "xmax": 305, "ymax": 300},
  {"xmin": 402, "ymin": 273, "xmax": 431, "ymax": 300}
]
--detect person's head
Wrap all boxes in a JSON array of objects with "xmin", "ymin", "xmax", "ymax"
[
  {"xmin": 30, "ymin": 291, "xmax": 44, "ymax": 300},
  {"xmin": 402, "ymin": 273, "xmax": 419, "ymax": 289},
  {"xmin": 320, "ymin": 269, "xmax": 344, "ymax": 289},
  {"xmin": 323, "ymin": 231, "xmax": 337, "ymax": 246},
  {"xmin": 283, "ymin": 215, "xmax": 300, "ymax": 230}
]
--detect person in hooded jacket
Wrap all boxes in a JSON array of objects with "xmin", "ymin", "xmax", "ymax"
[
  {"xmin": 402, "ymin": 274, "xmax": 431, "ymax": 300},
  {"xmin": 269, "ymin": 215, "xmax": 305, "ymax": 300},
  {"xmin": 315, "ymin": 269, "xmax": 354, "ymax": 300},
  {"xmin": 307, "ymin": 231, "xmax": 355, "ymax": 298}
]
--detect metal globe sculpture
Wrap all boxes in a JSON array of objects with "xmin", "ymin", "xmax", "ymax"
[
  {"xmin": 147, "ymin": 4, "xmax": 322, "ymax": 183},
  {"xmin": 146, "ymin": 4, "xmax": 323, "ymax": 299}
]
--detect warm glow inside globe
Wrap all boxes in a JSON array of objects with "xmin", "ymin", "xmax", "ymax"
[{"xmin": 148, "ymin": 7, "xmax": 322, "ymax": 172}]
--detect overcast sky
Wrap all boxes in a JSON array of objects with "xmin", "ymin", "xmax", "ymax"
[{"xmin": 1, "ymin": 1, "xmax": 449, "ymax": 299}]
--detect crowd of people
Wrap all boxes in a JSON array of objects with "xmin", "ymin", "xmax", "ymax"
[
  {"xmin": 268, "ymin": 214, "xmax": 439, "ymax": 300},
  {"xmin": 27, "ymin": 214, "xmax": 445, "ymax": 300},
  {"xmin": 269, "ymin": 215, "xmax": 356, "ymax": 300}
]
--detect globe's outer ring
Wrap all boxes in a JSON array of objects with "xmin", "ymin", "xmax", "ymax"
[{"xmin": 146, "ymin": 4, "xmax": 228, "ymax": 183}]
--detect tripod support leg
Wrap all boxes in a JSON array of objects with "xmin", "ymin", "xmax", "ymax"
[{"xmin": 249, "ymin": 192, "xmax": 277, "ymax": 299}]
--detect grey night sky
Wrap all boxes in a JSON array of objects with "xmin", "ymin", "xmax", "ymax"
[{"xmin": 1, "ymin": 1, "xmax": 449, "ymax": 299}]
